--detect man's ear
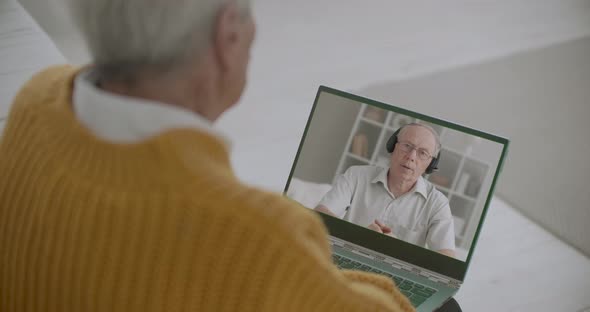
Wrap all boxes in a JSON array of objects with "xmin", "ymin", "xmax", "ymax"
[{"xmin": 212, "ymin": 2, "xmax": 243, "ymax": 73}]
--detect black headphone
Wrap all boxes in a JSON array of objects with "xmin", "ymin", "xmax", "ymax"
[{"xmin": 385, "ymin": 127, "xmax": 440, "ymax": 174}]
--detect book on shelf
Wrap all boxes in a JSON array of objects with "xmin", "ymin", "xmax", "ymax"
[
  {"xmin": 456, "ymin": 173, "xmax": 471, "ymax": 195},
  {"xmin": 351, "ymin": 133, "xmax": 369, "ymax": 159}
]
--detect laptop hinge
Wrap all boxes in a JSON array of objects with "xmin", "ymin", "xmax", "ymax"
[{"xmin": 330, "ymin": 237, "xmax": 461, "ymax": 289}]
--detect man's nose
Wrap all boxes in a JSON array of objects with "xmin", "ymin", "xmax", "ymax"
[{"xmin": 406, "ymin": 148, "xmax": 418, "ymax": 161}]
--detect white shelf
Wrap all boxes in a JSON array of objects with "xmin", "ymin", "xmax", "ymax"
[
  {"xmin": 359, "ymin": 116, "xmax": 386, "ymax": 127},
  {"xmin": 432, "ymin": 184, "xmax": 477, "ymax": 203},
  {"xmin": 345, "ymin": 152, "xmax": 370, "ymax": 163}
]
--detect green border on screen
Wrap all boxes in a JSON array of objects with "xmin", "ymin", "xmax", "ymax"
[{"xmin": 283, "ymin": 85, "xmax": 510, "ymax": 281}]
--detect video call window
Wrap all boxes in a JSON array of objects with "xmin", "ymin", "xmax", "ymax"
[{"xmin": 285, "ymin": 90, "xmax": 505, "ymax": 262}]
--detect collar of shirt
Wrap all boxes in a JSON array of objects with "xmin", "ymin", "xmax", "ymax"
[
  {"xmin": 370, "ymin": 166, "xmax": 428, "ymax": 199},
  {"xmin": 72, "ymin": 69, "xmax": 231, "ymax": 148}
]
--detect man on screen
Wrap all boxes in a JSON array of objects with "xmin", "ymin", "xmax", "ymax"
[{"xmin": 315, "ymin": 123, "xmax": 456, "ymax": 257}]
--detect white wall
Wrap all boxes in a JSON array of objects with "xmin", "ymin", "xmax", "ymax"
[
  {"xmin": 17, "ymin": 0, "xmax": 89, "ymax": 64},
  {"xmin": 292, "ymin": 92, "xmax": 361, "ymax": 184},
  {"xmin": 0, "ymin": 0, "xmax": 65, "ymax": 119},
  {"xmin": 358, "ymin": 36, "xmax": 590, "ymax": 256}
]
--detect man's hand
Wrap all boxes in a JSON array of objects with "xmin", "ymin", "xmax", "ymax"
[
  {"xmin": 314, "ymin": 205, "xmax": 338, "ymax": 217},
  {"xmin": 367, "ymin": 219, "xmax": 392, "ymax": 235},
  {"xmin": 438, "ymin": 249, "xmax": 455, "ymax": 258}
]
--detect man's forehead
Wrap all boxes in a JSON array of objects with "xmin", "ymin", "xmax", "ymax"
[{"xmin": 399, "ymin": 125, "xmax": 436, "ymax": 148}]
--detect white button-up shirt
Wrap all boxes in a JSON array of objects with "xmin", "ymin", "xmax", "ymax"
[
  {"xmin": 72, "ymin": 69, "xmax": 230, "ymax": 145},
  {"xmin": 318, "ymin": 165, "xmax": 455, "ymax": 251}
]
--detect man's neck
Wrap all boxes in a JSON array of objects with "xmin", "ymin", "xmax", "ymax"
[
  {"xmin": 98, "ymin": 63, "xmax": 223, "ymax": 122},
  {"xmin": 387, "ymin": 170, "xmax": 416, "ymax": 198}
]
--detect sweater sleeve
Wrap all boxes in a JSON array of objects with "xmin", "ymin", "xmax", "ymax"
[
  {"xmin": 248, "ymin": 194, "xmax": 416, "ymax": 312},
  {"xmin": 340, "ymin": 270, "xmax": 416, "ymax": 312},
  {"xmin": 174, "ymin": 182, "xmax": 416, "ymax": 312}
]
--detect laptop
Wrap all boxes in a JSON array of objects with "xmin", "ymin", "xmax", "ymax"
[{"xmin": 283, "ymin": 86, "xmax": 509, "ymax": 311}]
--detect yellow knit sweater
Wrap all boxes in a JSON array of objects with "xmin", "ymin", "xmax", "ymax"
[{"xmin": 0, "ymin": 66, "xmax": 414, "ymax": 312}]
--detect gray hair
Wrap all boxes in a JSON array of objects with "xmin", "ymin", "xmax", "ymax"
[
  {"xmin": 398, "ymin": 122, "xmax": 442, "ymax": 155},
  {"xmin": 68, "ymin": 0, "xmax": 251, "ymax": 81}
]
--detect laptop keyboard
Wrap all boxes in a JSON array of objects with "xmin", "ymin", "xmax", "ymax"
[{"xmin": 333, "ymin": 254, "xmax": 437, "ymax": 307}]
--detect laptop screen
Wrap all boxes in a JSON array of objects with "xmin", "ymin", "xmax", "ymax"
[{"xmin": 284, "ymin": 86, "xmax": 509, "ymax": 280}]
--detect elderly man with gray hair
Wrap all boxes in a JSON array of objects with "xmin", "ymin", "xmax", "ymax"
[
  {"xmin": 316, "ymin": 123, "xmax": 456, "ymax": 258},
  {"xmin": 0, "ymin": 0, "xmax": 415, "ymax": 311}
]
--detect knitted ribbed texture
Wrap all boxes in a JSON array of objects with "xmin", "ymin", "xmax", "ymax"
[{"xmin": 0, "ymin": 65, "xmax": 415, "ymax": 312}]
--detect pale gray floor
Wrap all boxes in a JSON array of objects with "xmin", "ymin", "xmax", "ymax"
[
  {"xmin": 3, "ymin": 0, "xmax": 590, "ymax": 311},
  {"xmin": 456, "ymin": 197, "xmax": 590, "ymax": 311}
]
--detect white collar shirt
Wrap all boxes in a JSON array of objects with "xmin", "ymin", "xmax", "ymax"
[
  {"xmin": 72, "ymin": 69, "xmax": 230, "ymax": 146},
  {"xmin": 318, "ymin": 165, "xmax": 455, "ymax": 251}
]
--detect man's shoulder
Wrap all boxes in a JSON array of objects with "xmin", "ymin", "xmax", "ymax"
[
  {"xmin": 19, "ymin": 65, "xmax": 79, "ymax": 93},
  {"xmin": 11, "ymin": 65, "xmax": 81, "ymax": 112},
  {"xmin": 186, "ymin": 178, "xmax": 326, "ymax": 236},
  {"xmin": 344, "ymin": 165, "xmax": 383, "ymax": 178},
  {"xmin": 421, "ymin": 178, "xmax": 450, "ymax": 206},
  {"xmin": 239, "ymin": 185, "xmax": 321, "ymax": 223},
  {"xmin": 344, "ymin": 165, "xmax": 388, "ymax": 187}
]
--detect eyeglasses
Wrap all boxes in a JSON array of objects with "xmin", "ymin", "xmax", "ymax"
[{"xmin": 396, "ymin": 141, "xmax": 434, "ymax": 161}]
